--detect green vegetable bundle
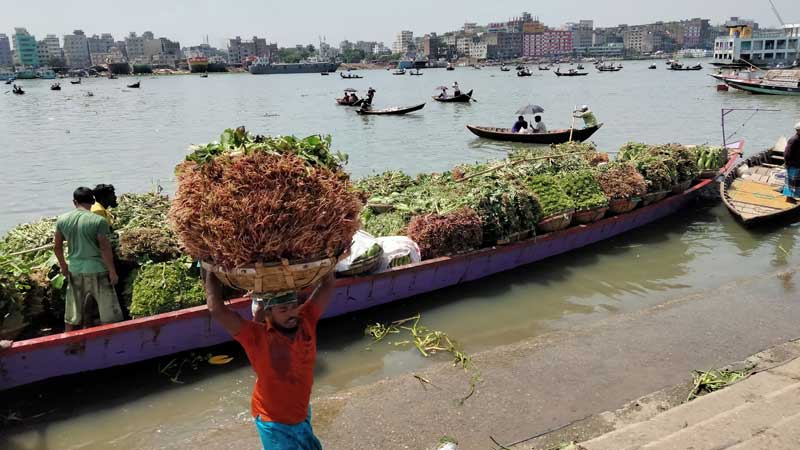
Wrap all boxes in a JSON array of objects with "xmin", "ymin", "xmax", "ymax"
[
  {"xmin": 557, "ymin": 170, "xmax": 609, "ymax": 211},
  {"xmin": 632, "ymin": 156, "xmax": 674, "ymax": 192},
  {"xmin": 508, "ymin": 146, "xmax": 590, "ymax": 176},
  {"xmin": 361, "ymin": 210, "xmax": 409, "ymax": 237},
  {"xmin": 527, "ymin": 174, "xmax": 575, "ymax": 218},
  {"xmin": 186, "ymin": 127, "xmax": 348, "ymax": 171},
  {"xmin": 129, "ymin": 257, "xmax": 205, "ymax": 317},
  {"xmin": 618, "ymin": 142, "xmax": 650, "ymax": 161},
  {"xmin": 649, "ymin": 144, "xmax": 693, "ymax": 184},
  {"xmin": 695, "ymin": 145, "xmax": 727, "ymax": 171},
  {"xmin": 594, "ymin": 162, "xmax": 647, "ymax": 199},
  {"xmin": 462, "ymin": 177, "xmax": 542, "ymax": 244},
  {"xmin": 355, "ymin": 170, "xmax": 414, "ymax": 197},
  {"xmin": 406, "ymin": 208, "xmax": 483, "ymax": 259}
]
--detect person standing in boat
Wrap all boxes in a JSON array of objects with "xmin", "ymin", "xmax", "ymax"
[
  {"xmin": 54, "ymin": 187, "xmax": 123, "ymax": 331},
  {"xmin": 452, "ymin": 82, "xmax": 461, "ymax": 96},
  {"xmin": 573, "ymin": 105, "xmax": 598, "ymax": 128},
  {"xmin": 204, "ymin": 271, "xmax": 336, "ymax": 450},
  {"xmin": 365, "ymin": 87, "xmax": 375, "ymax": 105},
  {"xmin": 783, "ymin": 122, "xmax": 800, "ymax": 204}
]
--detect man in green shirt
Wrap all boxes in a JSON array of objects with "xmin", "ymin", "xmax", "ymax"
[
  {"xmin": 55, "ymin": 187, "xmax": 122, "ymax": 331},
  {"xmin": 573, "ymin": 105, "xmax": 598, "ymax": 128}
]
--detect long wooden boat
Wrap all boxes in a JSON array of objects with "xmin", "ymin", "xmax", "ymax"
[
  {"xmin": 432, "ymin": 89, "xmax": 473, "ymax": 103},
  {"xmin": 356, "ymin": 103, "xmax": 425, "ymax": 115},
  {"xmin": 466, "ymin": 123, "xmax": 603, "ymax": 144},
  {"xmin": 597, "ymin": 66, "xmax": 621, "ymax": 72},
  {"xmin": 340, "ymin": 73, "xmax": 363, "ymax": 79},
  {"xmin": 0, "ymin": 140, "xmax": 744, "ymax": 391},
  {"xmin": 668, "ymin": 64, "xmax": 703, "ymax": 71},
  {"xmin": 721, "ymin": 78, "xmax": 800, "ymax": 95},
  {"xmin": 721, "ymin": 146, "xmax": 800, "ymax": 226},
  {"xmin": 555, "ymin": 71, "xmax": 588, "ymax": 77}
]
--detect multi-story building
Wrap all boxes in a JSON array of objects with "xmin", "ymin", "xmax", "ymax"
[
  {"xmin": 393, "ymin": 30, "xmax": 413, "ymax": 54},
  {"xmin": 63, "ymin": 30, "xmax": 90, "ymax": 68},
  {"xmin": 38, "ymin": 34, "xmax": 63, "ymax": 65},
  {"xmin": 144, "ymin": 37, "xmax": 181, "ymax": 66},
  {"xmin": 623, "ymin": 26, "xmax": 654, "ymax": 54},
  {"xmin": 228, "ymin": 36, "xmax": 271, "ymax": 65},
  {"xmin": 422, "ymin": 33, "xmax": 440, "ymax": 58},
  {"xmin": 13, "ymin": 28, "xmax": 39, "ymax": 67},
  {"xmin": 713, "ymin": 23, "xmax": 800, "ymax": 67},
  {"xmin": 339, "ymin": 40, "xmax": 354, "ymax": 52},
  {"xmin": 523, "ymin": 28, "xmax": 573, "ymax": 57},
  {"xmin": 0, "ymin": 34, "xmax": 13, "ymax": 67},
  {"xmin": 592, "ymin": 25, "xmax": 626, "ymax": 47},
  {"xmin": 354, "ymin": 40, "xmax": 378, "ymax": 55},
  {"xmin": 125, "ymin": 32, "xmax": 146, "ymax": 62},
  {"xmin": 482, "ymin": 32, "xmax": 522, "ymax": 59},
  {"xmin": 87, "ymin": 33, "xmax": 115, "ymax": 56},
  {"xmin": 114, "ymin": 41, "xmax": 127, "ymax": 58},
  {"xmin": 571, "ymin": 20, "xmax": 594, "ymax": 52}
]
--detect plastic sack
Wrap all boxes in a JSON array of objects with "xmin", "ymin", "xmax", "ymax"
[
  {"xmin": 375, "ymin": 236, "xmax": 421, "ymax": 272},
  {"xmin": 335, "ymin": 230, "xmax": 380, "ymax": 273}
]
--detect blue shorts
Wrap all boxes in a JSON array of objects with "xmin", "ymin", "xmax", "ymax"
[{"xmin": 255, "ymin": 407, "xmax": 322, "ymax": 450}]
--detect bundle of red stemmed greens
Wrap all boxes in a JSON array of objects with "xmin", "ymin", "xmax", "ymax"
[{"xmin": 169, "ymin": 127, "xmax": 362, "ymax": 269}]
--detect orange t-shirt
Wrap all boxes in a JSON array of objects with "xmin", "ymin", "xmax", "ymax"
[{"xmin": 234, "ymin": 300, "xmax": 322, "ymax": 424}]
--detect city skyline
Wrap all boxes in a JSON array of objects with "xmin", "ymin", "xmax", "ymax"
[{"xmin": 2, "ymin": 0, "xmax": 799, "ymax": 49}]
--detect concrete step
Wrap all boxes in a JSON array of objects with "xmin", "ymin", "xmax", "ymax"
[
  {"xmin": 725, "ymin": 410, "xmax": 800, "ymax": 450},
  {"xmin": 641, "ymin": 380, "xmax": 800, "ymax": 450},
  {"xmin": 580, "ymin": 370, "xmax": 797, "ymax": 450}
]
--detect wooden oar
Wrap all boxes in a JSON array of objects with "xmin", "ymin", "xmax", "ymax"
[{"xmin": 568, "ymin": 111, "xmax": 577, "ymax": 142}]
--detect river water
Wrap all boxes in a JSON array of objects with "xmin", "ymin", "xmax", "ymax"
[{"xmin": 2, "ymin": 60, "xmax": 800, "ymax": 450}]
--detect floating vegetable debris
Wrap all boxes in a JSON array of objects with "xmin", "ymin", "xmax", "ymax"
[{"xmin": 687, "ymin": 368, "xmax": 749, "ymax": 402}]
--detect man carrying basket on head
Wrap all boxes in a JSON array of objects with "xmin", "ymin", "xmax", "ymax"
[{"xmin": 205, "ymin": 271, "xmax": 335, "ymax": 450}]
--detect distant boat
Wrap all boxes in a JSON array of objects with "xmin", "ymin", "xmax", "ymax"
[
  {"xmin": 433, "ymin": 89, "xmax": 473, "ymax": 103},
  {"xmin": 356, "ymin": 103, "xmax": 426, "ymax": 115},
  {"xmin": 127, "ymin": 81, "xmax": 140, "ymax": 88},
  {"xmin": 649, "ymin": 64, "xmax": 657, "ymax": 69},
  {"xmin": 50, "ymin": 83, "xmax": 61, "ymax": 91},
  {"xmin": 249, "ymin": 58, "xmax": 340, "ymax": 75},
  {"xmin": 187, "ymin": 56, "xmax": 209, "ymax": 74},
  {"xmin": 340, "ymin": 72, "xmax": 363, "ymax": 79},
  {"xmin": 392, "ymin": 68, "xmax": 406, "ymax": 75},
  {"xmin": 70, "ymin": 78, "xmax": 81, "ymax": 85},
  {"xmin": 466, "ymin": 123, "xmax": 604, "ymax": 144},
  {"xmin": 517, "ymin": 68, "xmax": 532, "ymax": 77},
  {"xmin": 446, "ymin": 63, "xmax": 455, "ymax": 71},
  {"xmin": 12, "ymin": 85, "xmax": 24, "ymax": 95},
  {"xmin": 320, "ymin": 72, "xmax": 329, "ymax": 76},
  {"xmin": 200, "ymin": 72, "xmax": 209, "ymax": 78},
  {"xmin": 500, "ymin": 66, "xmax": 511, "ymax": 72}
]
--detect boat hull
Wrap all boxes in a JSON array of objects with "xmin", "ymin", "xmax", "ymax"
[
  {"xmin": 722, "ymin": 78, "xmax": 800, "ymax": 95},
  {"xmin": 250, "ymin": 62, "xmax": 340, "ymax": 75},
  {"xmin": 466, "ymin": 123, "xmax": 602, "ymax": 144},
  {"xmin": 356, "ymin": 103, "xmax": 425, "ymax": 115},
  {"xmin": 432, "ymin": 90, "xmax": 473, "ymax": 102},
  {"xmin": 108, "ymin": 62, "xmax": 132, "ymax": 75},
  {"xmin": 0, "ymin": 142, "xmax": 742, "ymax": 391}
]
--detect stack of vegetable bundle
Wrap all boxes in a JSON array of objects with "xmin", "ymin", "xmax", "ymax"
[
  {"xmin": 406, "ymin": 208, "xmax": 483, "ymax": 259},
  {"xmin": 508, "ymin": 146, "xmax": 590, "ymax": 176},
  {"xmin": 619, "ymin": 143, "xmax": 676, "ymax": 193},
  {"xmin": 695, "ymin": 145, "xmax": 728, "ymax": 173},
  {"xmin": 114, "ymin": 193, "xmax": 182, "ymax": 264},
  {"xmin": 355, "ymin": 170, "xmax": 414, "ymax": 198},
  {"xmin": 557, "ymin": 170, "xmax": 608, "ymax": 211},
  {"xmin": 462, "ymin": 176, "xmax": 542, "ymax": 244},
  {"xmin": 169, "ymin": 128, "xmax": 362, "ymax": 275},
  {"xmin": 551, "ymin": 141, "xmax": 609, "ymax": 166},
  {"xmin": 129, "ymin": 257, "xmax": 205, "ymax": 317},
  {"xmin": 360, "ymin": 209, "xmax": 409, "ymax": 237},
  {"xmin": 527, "ymin": 175, "xmax": 575, "ymax": 217},
  {"xmin": 594, "ymin": 162, "xmax": 647, "ymax": 199}
]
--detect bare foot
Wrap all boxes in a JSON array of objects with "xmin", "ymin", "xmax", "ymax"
[{"xmin": 0, "ymin": 340, "xmax": 13, "ymax": 350}]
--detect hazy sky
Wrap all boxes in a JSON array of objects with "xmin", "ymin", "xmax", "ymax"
[{"xmin": 2, "ymin": 0, "xmax": 799, "ymax": 49}]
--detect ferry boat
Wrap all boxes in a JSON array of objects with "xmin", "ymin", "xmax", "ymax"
[
  {"xmin": 108, "ymin": 61, "xmax": 132, "ymax": 75},
  {"xmin": 207, "ymin": 56, "xmax": 228, "ymax": 72},
  {"xmin": 187, "ymin": 55, "xmax": 209, "ymax": 73},
  {"xmin": 713, "ymin": 23, "xmax": 800, "ymax": 68},
  {"xmin": 132, "ymin": 63, "xmax": 153, "ymax": 74},
  {"xmin": 0, "ymin": 68, "xmax": 14, "ymax": 81},
  {"xmin": 14, "ymin": 68, "xmax": 36, "ymax": 79},
  {"xmin": 249, "ymin": 57, "xmax": 339, "ymax": 75},
  {"xmin": 36, "ymin": 68, "xmax": 56, "ymax": 79}
]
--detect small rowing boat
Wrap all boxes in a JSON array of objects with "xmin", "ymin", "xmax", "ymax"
[
  {"xmin": 356, "ymin": 103, "xmax": 425, "ymax": 115},
  {"xmin": 466, "ymin": 123, "xmax": 603, "ymax": 144},
  {"xmin": 721, "ymin": 141, "xmax": 800, "ymax": 226},
  {"xmin": 432, "ymin": 89, "xmax": 473, "ymax": 103}
]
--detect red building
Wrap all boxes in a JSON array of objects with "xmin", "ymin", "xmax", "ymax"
[{"xmin": 523, "ymin": 29, "xmax": 574, "ymax": 57}]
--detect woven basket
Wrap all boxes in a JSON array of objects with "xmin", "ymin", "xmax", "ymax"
[
  {"xmin": 573, "ymin": 206, "xmax": 608, "ymax": 224},
  {"xmin": 671, "ymin": 180, "xmax": 693, "ymax": 194},
  {"xmin": 537, "ymin": 211, "xmax": 574, "ymax": 233},
  {"xmin": 336, "ymin": 248, "xmax": 383, "ymax": 277},
  {"xmin": 608, "ymin": 197, "xmax": 640, "ymax": 214},
  {"xmin": 202, "ymin": 256, "xmax": 338, "ymax": 294},
  {"xmin": 641, "ymin": 191, "xmax": 669, "ymax": 206}
]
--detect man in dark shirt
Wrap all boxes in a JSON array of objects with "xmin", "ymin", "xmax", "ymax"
[
  {"xmin": 782, "ymin": 122, "xmax": 800, "ymax": 203},
  {"xmin": 511, "ymin": 115, "xmax": 528, "ymax": 133}
]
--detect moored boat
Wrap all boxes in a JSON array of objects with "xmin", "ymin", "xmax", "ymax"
[
  {"xmin": 718, "ymin": 69, "xmax": 800, "ymax": 95},
  {"xmin": 249, "ymin": 58, "xmax": 340, "ymax": 75},
  {"xmin": 356, "ymin": 103, "xmax": 426, "ymax": 115},
  {"xmin": 466, "ymin": 123, "xmax": 603, "ymax": 144},
  {"xmin": 0, "ymin": 140, "xmax": 743, "ymax": 391},
  {"xmin": 721, "ymin": 144, "xmax": 800, "ymax": 226},
  {"xmin": 555, "ymin": 70, "xmax": 588, "ymax": 77},
  {"xmin": 127, "ymin": 81, "xmax": 140, "ymax": 88},
  {"xmin": 432, "ymin": 89, "xmax": 473, "ymax": 102},
  {"xmin": 187, "ymin": 56, "xmax": 209, "ymax": 73},
  {"xmin": 340, "ymin": 72, "xmax": 363, "ymax": 79}
]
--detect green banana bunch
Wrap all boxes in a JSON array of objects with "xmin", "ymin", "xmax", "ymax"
[{"xmin": 695, "ymin": 146, "xmax": 726, "ymax": 170}]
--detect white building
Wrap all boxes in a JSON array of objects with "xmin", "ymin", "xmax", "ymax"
[
  {"xmin": 393, "ymin": 30, "xmax": 413, "ymax": 54},
  {"xmin": 125, "ymin": 32, "xmax": 146, "ymax": 62},
  {"xmin": 0, "ymin": 34, "xmax": 12, "ymax": 67},
  {"xmin": 713, "ymin": 23, "xmax": 800, "ymax": 66},
  {"xmin": 63, "ymin": 30, "xmax": 90, "ymax": 68},
  {"xmin": 37, "ymin": 34, "xmax": 62, "ymax": 65}
]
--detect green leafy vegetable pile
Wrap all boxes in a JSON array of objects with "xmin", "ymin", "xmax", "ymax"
[
  {"xmin": 129, "ymin": 257, "xmax": 205, "ymax": 317},
  {"xmin": 527, "ymin": 174, "xmax": 575, "ymax": 217},
  {"xmin": 557, "ymin": 170, "xmax": 609, "ymax": 211}
]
